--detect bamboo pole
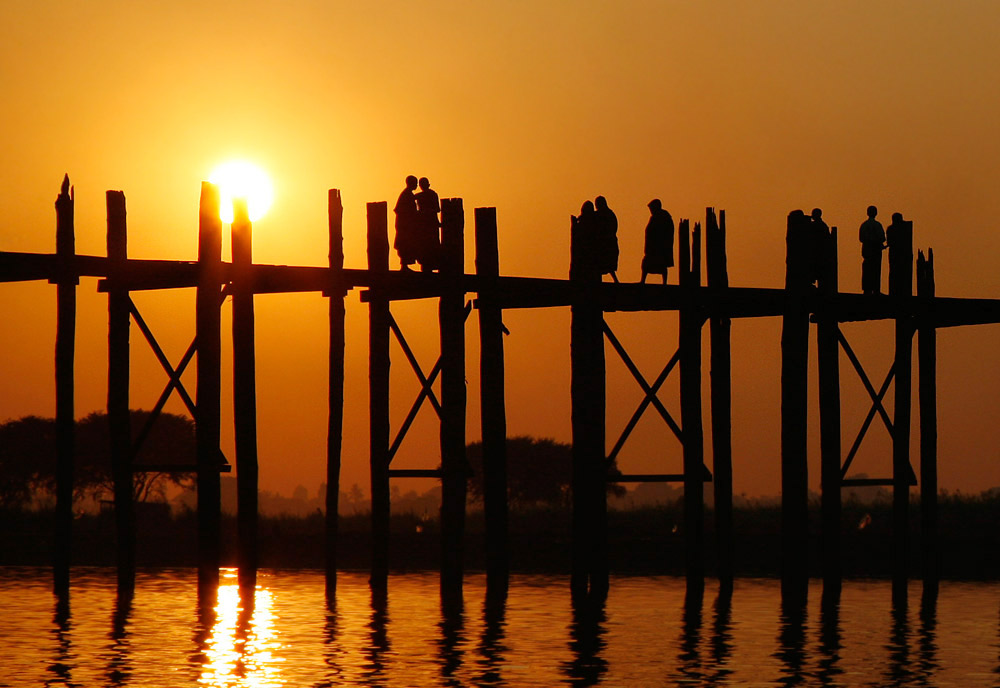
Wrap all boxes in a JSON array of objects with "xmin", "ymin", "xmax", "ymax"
[
  {"xmin": 53, "ymin": 175, "xmax": 76, "ymax": 596},
  {"xmin": 890, "ymin": 218, "xmax": 914, "ymax": 607},
  {"xmin": 106, "ymin": 189, "xmax": 134, "ymax": 593},
  {"xmin": 818, "ymin": 226, "xmax": 841, "ymax": 602},
  {"xmin": 326, "ymin": 189, "xmax": 345, "ymax": 598},
  {"xmin": 367, "ymin": 201, "xmax": 391, "ymax": 592},
  {"xmin": 196, "ymin": 182, "xmax": 223, "ymax": 594},
  {"xmin": 781, "ymin": 210, "xmax": 811, "ymax": 606},
  {"xmin": 706, "ymin": 208, "xmax": 732, "ymax": 594},
  {"xmin": 917, "ymin": 249, "xmax": 938, "ymax": 602},
  {"xmin": 474, "ymin": 206, "xmax": 509, "ymax": 597},
  {"xmin": 231, "ymin": 198, "xmax": 258, "ymax": 592},
  {"xmin": 680, "ymin": 219, "xmax": 705, "ymax": 602},
  {"xmin": 440, "ymin": 198, "xmax": 468, "ymax": 599}
]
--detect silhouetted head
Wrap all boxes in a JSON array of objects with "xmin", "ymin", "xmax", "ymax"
[
  {"xmin": 648, "ymin": 199, "xmax": 662, "ymax": 212},
  {"xmin": 419, "ymin": 177, "xmax": 430, "ymax": 190},
  {"xmin": 595, "ymin": 196, "xmax": 608, "ymax": 211},
  {"xmin": 867, "ymin": 205, "xmax": 877, "ymax": 218},
  {"xmin": 811, "ymin": 208, "xmax": 823, "ymax": 220},
  {"xmin": 405, "ymin": 175, "xmax": 418, "ymax": 190},
  {"xmin": 581, "ymin": 200, "xmax": 595, "ymax": 215},
  {"xmin": 892, "ymin": 212, "xmax": 903, "ymax": 224}
]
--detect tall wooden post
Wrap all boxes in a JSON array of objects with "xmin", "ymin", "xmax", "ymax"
[
  {"xmin": 196, "ymin": 182, "xmax": 223, "ymax": 594},
  {"xmin": 107, "ymin": 189, "xmax": 134, "ymax": 593},
  {"xmin": 53, "ymin": 175, "xmax": 76, "ymax": 596},
  {"xmin": 917, "ymin": 249, "xmax": 938, "ymax": 602},
  {"xmin": 475, "ymin": 207, "xmax": 509, "ymax": 598},
  {"xmin": 818, "ymin": 226, "xmax": 842, "ymax": 602},
  {"xmin": 326, "ymin": 189, "xmax": 345, "ymax": 597},
  {"xmin": 680, "ymin": 219, "xmax": 705, "ymax": 601},
  {"xmin": 569, "ymin": 211, "xmax": 606, "ymax": 603},
  {"xmin": 367, "ymin": 201, "xmax": 391, "ymax": 593},
  {"xmin": 440, "ymin": 198, "xmax": 468, "ymax": 598},
  {"xmin": 706, "ymin": 208, "xmax": 732, "ymax": 594},
  {"xmin": 781, "ymin": 210, "xmax": 811, "ymax": 606},
  {"xmin": 231, "ymin": 198, "xmax": 258, "ymax": 592},
  {"xmin": 890, "ymin": 217, "xmax": 914, "ymax": 607}
]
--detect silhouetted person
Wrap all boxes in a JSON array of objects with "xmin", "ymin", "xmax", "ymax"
[
  {"xmin": 859, "ymin": 205, "xmax": 885, "ymax": 294},
  {"xmin": 640, "ymin": 199, "xmax": 674, "ymax": 284},
  {"xmin": 393, "ymin": 175, "xmax": 419, "ymax": 270},
  {"xmin": 415, "ymin": 177, "xmax": 441, "ymax": 272},
  {"xmin": 594, "ymin": 195, "xmax": 619, "ymax": 283},
  {"xmin": 571, "ymin": 200, "xmax": 600, "ymax": 280},
  {"xmin": 886, "ymin": 212, "xmax": 912, "ymax": 296},
  {"xmin": 810, "ymin": 208, "xmax": 830, "ymax": 285}
]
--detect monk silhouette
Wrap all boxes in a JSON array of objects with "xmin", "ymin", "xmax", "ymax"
[
  {"xmin": 393, "ymin": 175, "xmax": 419, "ymax": 270},
  {"xmin": 415, "ymin": 177, "xmax": 440, "ymax": 272},
  {"xmin": 594, "ymin": 196, "xmax": 619, "ymax": 283},
  {"xmin": 640, "ymin": 199, "xmax": 674, "ymax": 284},
  {"xmin": 859, "ymin": 205, "xmax": 885, "ymax": 295},
  {"xmin": 809, "ymin": 208, "xmax": 830, "ymax": 285}
]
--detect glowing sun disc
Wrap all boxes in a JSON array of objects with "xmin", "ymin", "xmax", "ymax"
[{"xmin": 209, "ymin": 160, "xmax": 274, "ymax": 222}]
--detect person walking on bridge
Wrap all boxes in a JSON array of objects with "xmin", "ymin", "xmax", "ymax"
[{"xmin": 859, "ymin": 205, "xmax": 885, "ymax": 295}]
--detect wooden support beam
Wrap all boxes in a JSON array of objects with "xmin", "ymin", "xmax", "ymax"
[
  {"xmin": 707, "ymin": 208, "xmax": 733, "ymax": 595},
  {"xmin": 680, "ymin": 219, "xmax": 705, "ymax": 602},
  {"xmin": 367, "ymin": 201, "xmax": 391, "ymax": 593},
  {"xmin": 475, "ymin": 207, "xmax": 509, "ymax": 596},
  {"xmin": 232, "ymin": 199, "xmax": 259, "ymax": 593},
  {"xmin": 889, "ymin": 216, "xmax": 913, "ymax": 608},
  {"xmin": 818, "ymin": 226, "xmax": 841, "ymax": 602},
  {"xmin": 53, "ymin": 175, "xmax": 76, "ymax": 596},
  {"xmin": 106, "ymin": 189, "xmax": 135, "ymax": 593},
  {"xmin": 781, "ymin": 210, "xmax": 811, "ymax": 606},
  {"xmin": 439, "ymin": 198, "xmax": 468, "ymax": 600},
  {"xmin": 388, "ymin": 468, "xmax": 442, "ymax": 478},
  {"xmin": 918, "ymin": 249, "xmax": 939, "ymax": 602},
  {"xmin": 570, "ymin": 209, "xmax": 607, "ymax": 604},
  {"xmin": 326, "ymin": 189, "xmax": 345, "ymax": 598},
  {"xmin": 196, "ymin": 182, "xmax": 223, "ymax": 595}
]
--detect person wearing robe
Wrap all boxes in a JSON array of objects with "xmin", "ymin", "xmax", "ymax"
[
  {"xmin": 393, "ymin": 175, "xmax": 419, "ymax": 269},
  {"xmin": 414, "ymin": 177, "xmax": 440, "ymax": 272},
  {"xmin": 809, "ymin": 207, "xmax": 831, "ymax": 285},
  {"xmin": 640, "ymin": 199, "xmax": 674, "ymax": 284},
  {"xmin": 594, "ymin": 195, "xmax": 619, "ymax": 282},
  {"xmin": 571, "ymin": 200, "xmax": 599, "ymax": 280},
  {"xmin": 859, "ymin": 205, "xmax": 885, "ymax": 295}
]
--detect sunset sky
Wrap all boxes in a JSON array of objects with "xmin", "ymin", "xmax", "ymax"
[{"xmin": 2, "ymin": 1, "xmax": 1000, "ymax": 500}]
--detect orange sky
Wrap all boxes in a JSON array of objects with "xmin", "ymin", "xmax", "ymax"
[{"xmin": 3, "ymin": 1, "xmax": 1000, "ymax": 499}]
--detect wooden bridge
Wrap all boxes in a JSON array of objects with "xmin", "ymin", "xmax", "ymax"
[{"xmin": 5, "ymin": 176, "xmax": 1000, "ymax": 609}]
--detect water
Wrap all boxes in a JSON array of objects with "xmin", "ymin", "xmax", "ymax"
[{"xmin": 1, "ymin": 568, "xmax": 998, "ymax": 686}]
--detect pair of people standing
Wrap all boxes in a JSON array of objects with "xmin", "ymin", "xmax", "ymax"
[
  {"xmin": 576, "ymin": 196, "xmax": 620, "ymax": 281},
  {"xmin": 394, "ymin": 175, "xmax": 440, "ymax": 271},
  {"xmin": 859, "ymin": 206, "xmax": 909, "ymax": 295}
]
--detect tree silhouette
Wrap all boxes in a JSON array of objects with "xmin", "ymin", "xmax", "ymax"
[{"xmin": 466, "ymin": 436, "xmax": 624, "ymax": 509}]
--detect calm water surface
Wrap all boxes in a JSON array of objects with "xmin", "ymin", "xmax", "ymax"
[{"xmin": 1, "ymin": 567, "xmax": 999, "ymax": 686}]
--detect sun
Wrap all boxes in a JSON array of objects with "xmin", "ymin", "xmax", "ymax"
[{"xmin": 209, "ymin": 160, "xmax": 274, "ymax": 223}]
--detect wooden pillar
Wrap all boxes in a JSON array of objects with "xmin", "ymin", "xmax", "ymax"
[
  {"xmin": 107, "ymin": 189, "xmax": 134, "ymax": 593},
  {"xmin": 53, "ymin": 175, "xmax": 76, "ymax": 596},
  {"xmin": 818, "ymin": 226, "xmax": 842, "ymax": 601},
  {"xmin": 231, "ymin": 198, "xmax": 258, "ymax": 592},
  {"xmin": 569, "ymin": 211, "xmax": 605, "ymax": 603},
  {"xmin": 440, "ymin": 198, "xmax": 468, "ymax": 598},
  {"xmin": 367, "ymin": 201, "xmax": 391, "ymax": 592},
  {"xmin": 917, "ymin": 249, "xmax": 938, "ymax": 602},
  {"xmin": 706, "ymin": 208, "xmax": 732, "ymax": 594},
  {"xmin": 781, "ymin": 210, "xmax": 811, "ymax": 606},
  {"xmin": 475, "ymin": 207, "xmax": 509, "ymax": 597},
  {"xmin": 196, "ymin": 182, "xmax": 223, "ymax": 594},
  {"xmin": 326, "ymin": 189, "xmax": 345, "ymax": 598},
  {"xmin": 890, "ymin": 217, "xmax": 914, "ymax": 607},
  {"xmin": 680, "ymin": 219, "xmax": 705, "ymax": 601}
]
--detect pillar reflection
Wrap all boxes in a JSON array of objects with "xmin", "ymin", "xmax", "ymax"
[
  {"xmin": 476, "ymin": 588, "xmax": 508, "ymax": 687},
  {"xmin": 562, "ymin": 596, "xmax": 608, "ymax": 686},
  {"xmin": 105, "ymin": 585, "xmax": 134, "ymax": 686},
  {"xmin": 436, "ymin": 591, "xmax": 466, "ymax": 686},
  {"xmin": 363, "ymin": 586, "xmax": 391, "ymax": 683},
  {"xmin": 48, "ymin": 589, "xmax": 74, "ymax": 686}
]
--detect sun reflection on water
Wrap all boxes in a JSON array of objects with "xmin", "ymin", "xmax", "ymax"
[{"xmin": 199, "ymin": 569, "xmax": 284, "ymax": 687}]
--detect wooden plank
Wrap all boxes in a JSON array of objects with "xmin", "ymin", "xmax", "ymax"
[
  {"xmin": 326, "ymin": 189, "xmax": 345, "ymax": 597},
  {"xmin": 388, "ymin": 468, "xmax": 442, "ymax": 478},
  {"xmin": 917, "ymin": 249, "xmax": 939, "ymax": 601},
  {"xmin": 818, "ymin": 225, "xmax": 842, "ymax": 600}
]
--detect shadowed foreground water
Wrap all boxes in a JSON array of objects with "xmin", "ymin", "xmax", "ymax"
[{"xmin": 1, "ymin": 567, "xmax": 999, "ymax": 686}]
